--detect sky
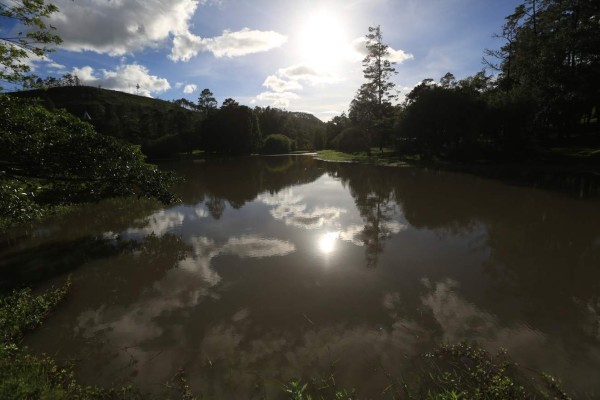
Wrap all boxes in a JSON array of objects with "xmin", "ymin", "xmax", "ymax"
[{"xmin": 5, "ymin": 0, "xmax": 523, "ymax": 120}]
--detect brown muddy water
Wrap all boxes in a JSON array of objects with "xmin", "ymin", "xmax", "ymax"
[{"xmin": 2, "ymin": 155, "xmax": 600, "ymax": 398}]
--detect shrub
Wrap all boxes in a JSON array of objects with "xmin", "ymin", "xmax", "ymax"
[{"xmin": 262, "ymin": 134, "xmax": 294, "ymax": 154}]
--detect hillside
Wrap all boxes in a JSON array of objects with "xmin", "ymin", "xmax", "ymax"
[
  {"xmin": 10, "ymin": 86, "xmax": 328, "ymax": 156},
  {"xmin": 10, "ymin": 87, "xmax": 202, "ymax": 155}
]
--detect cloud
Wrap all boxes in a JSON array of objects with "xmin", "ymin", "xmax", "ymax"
[
  {"xmin": 49, "ymin": 0, "xmax": 198, "ymax": 56},
  {"xmin": 46, "ymin": 0, "xmax": 285, "ymax": 62},
  {"xmin": 124, "ymin": 210, "xmax": 184, "ymax": 238},
  {"xmin": 262, "ymin": 75, "xmax": 303, "ymax": 92},
  {"xmin": 254, "ymin": 91, "xmax": 299, "ymax": 108},
  {"xmin": 350, "ymin": 37, "xmax": 414, "ymax": 64},
  {"xmin": 183, "ymin": 84, "xmax": 197, "ymax": 94},
  {"xmin": 170, "ymin": 28, "xmax": 287, "ymax": 62},
  {"xmin": 71, "ymin": 64, "xmax": 170, "ymax": 97},
  {"xmin": 278, "ymin": 64, "xmax": 338, "ymax": 85},
  {"xmin": 257, "ymin": 190, "xmax": 346, "ymax": 229},
  {"xmin": 254, "ymin": 63, "xmax": 339, "ymax": 107}
]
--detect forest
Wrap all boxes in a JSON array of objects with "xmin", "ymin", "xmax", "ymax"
[
  {"xmin": 11, "ymin": 86, "xmax": 327, "ymax": 158},
  {"xmin": 326, "ymin": 0, "xmax": 599, "ymax": 160}
]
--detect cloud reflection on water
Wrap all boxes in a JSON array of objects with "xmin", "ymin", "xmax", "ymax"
[
  {"xmin": 257, "ymin": 189, "xmax": 346, "ymax": 230},
  {"xmin": 74, "ymin": 234, "xmax": 296, "ymax": 371}
]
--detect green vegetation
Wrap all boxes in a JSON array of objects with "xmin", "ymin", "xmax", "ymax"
[
  {"xmin": 10, "ymin": 87, "xmax": 328, "ymax": 158},
  {"xmin": 326, "ymin": 2, "xmax": 599, "ymax": 161},
  {"xmin": 0, "ymin": 95, "xmax": 178, "ymax": 228},
  {"xmin": 316, "ymin": 149, "xmax": 414, "ymax": 167},
  {"xmin": 256, "ymin": 107, "xmax": 326, "ymax": 151},
  {"xmin": 282, "ymin": 343, "xmax": 571, "ymax": 400},
  {"xmin": 262, "ymin": 134, "xmax": 294, "ymax": 154},
  {"xmin": 0, "ymin": 0, "xmax": 61, "ymax": 89},
  {"xmin": 11, "ymin": 86, "xmax": 204, "ymax": 158},
  {"xmin": 202, "ymin": 103, "xmax": 262, "ymax": 155},
  {"xmin": 0, "ymin": 1, "xmax": 182, "ymax": 229}
]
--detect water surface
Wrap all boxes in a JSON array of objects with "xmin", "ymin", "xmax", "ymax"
[{"xmin": 4, "ymin": 156, "xmax": 600, "ymax": 398}]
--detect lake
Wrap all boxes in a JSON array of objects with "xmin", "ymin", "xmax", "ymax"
[{"xmin": 3, "ymin": 155, "xmax": 600, "ymax": 398}]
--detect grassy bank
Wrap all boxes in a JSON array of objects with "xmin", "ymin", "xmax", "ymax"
[
  {"xmin": 314, "ymin": 149, "xmax": 416, "ymax": 167},
  {"xmin": 315, "ymin": 146, "xmax": 600, "ymax": 169},
  {"xmin": 1, "ymin": 282, "xmax": 573, "ymax": 400},
  {"xmin": 315, "ymin": 148, "xmax": 600, "ymax": 199}
]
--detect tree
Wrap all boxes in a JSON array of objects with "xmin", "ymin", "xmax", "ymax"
[
  {"xmin": 172, "ymin": 98, "xmax": 198, "ymax": 111},
  {"xmin": 351, "ymin": 25, "xmax": 398, "ymax": 152},
  {"xmin": 202, "ymin": 106, "xmax": 261, "ymax": 155},
  {"xmin": 486, "ymin": 0, "xmax": 600, "ymax": 138},
  {"xmin": 198, "ymin": 88, "xmax": 217, "ymax": 114},
  {"xmin": 1, "ymin": 96, "xmax": 178, "ymax": 225},
  {"xmin": 221, "ymin": 98, "xmax": 239, "ymax": 108},
  {"xmin": 0, "ymin": 0, "xmax": 178, "ymax": 227},
  {"xmin": 0, "ymin": 0, "xmax": 62, "ymax": 89},
  {"xmin": 262, "ymin": 134, "xmax": 293, "ymax": 155},
  {"xmin": 362, "ymin": 25, "xmax": 398, "ymax": 108},
  {"xmin": 325, "ymin": 112, "xmax": 350, "ymax": 147}
]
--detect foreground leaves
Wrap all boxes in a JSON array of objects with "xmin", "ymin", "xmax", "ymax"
[{"xmin": 0, "ymin": 95, "xmax": 178, "ymax": 227}]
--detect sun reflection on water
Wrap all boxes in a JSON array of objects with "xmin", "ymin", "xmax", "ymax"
[{"xmin": 318, "ymin": 231, "xmax": 339, "ymax": 254}]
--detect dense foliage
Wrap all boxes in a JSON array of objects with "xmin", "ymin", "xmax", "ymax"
[
  {"xmin": 262, "ymin": 134, "xmax": 294, "ymax": 154},
  {"xmin": 12, "ymin": 86, "xmax": 204, "ymax": 158},
  {"xmin": 328, "ymin": 2, "xmax": 599, "ymax": 159},
  {"xmin": 11, "ymin": 87, "xmax": 328, "ymax": 157},
  {"xmin": 0, "ymin": 0, "xmax": 62, "ymax": 89},
  {"xmin": 202, "ymin": 104, "xmax": 262, "ymax": 154},
  {"xmin": 256, "ymin": 106, "xmax": 326, "ymax": 151},
  {"xmin": 0, "ymin": 95, "xmax": 177, "ymax": 226}
]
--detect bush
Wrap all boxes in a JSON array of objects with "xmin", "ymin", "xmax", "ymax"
[
  {"xmin": 262, "ymin": 134, "xmax": 294, "ymax": 154},
  {"xmin": 0, "ymin": 95, "xmax": 178, "ymax": 227},
  {"xmin": 331, "ymin": 127, "xmax": 369, "ymax": 153},
  {"xmin": 142, "ymin": 133, "xmax": 183, "ymax": 159}
]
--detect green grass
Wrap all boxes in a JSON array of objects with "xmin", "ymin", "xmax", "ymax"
[
  {"xmin": 540, "ymin": 146, "xmax": 600, "ymax": 162},
  {"xmin": 315, "ymin": 149, "xmax": 418, "ymax": 167}
]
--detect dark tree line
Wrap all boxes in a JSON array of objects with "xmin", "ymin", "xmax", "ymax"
[
  {"xmin": 328, "ymin": 1, "xmax": 599, "ymax": 160},
  {"xmin": 13, "ymin": 86, "xmax": 327, "ymax": 158}
]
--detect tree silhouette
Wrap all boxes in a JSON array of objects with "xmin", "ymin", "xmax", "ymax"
[
  {"xmin": 351, "ymin": 25, "xmax": 398, "ymax": 152},
  {"xmin": 197, "ymin": 88, "xmax": 217, "ymax": 115}
]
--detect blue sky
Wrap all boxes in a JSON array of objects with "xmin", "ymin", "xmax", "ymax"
[{"xmin": 7, "ymin": 0, "xmax": 522, "ymax": 120}]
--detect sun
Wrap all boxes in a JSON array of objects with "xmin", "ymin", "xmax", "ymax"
[{"xmin": 297, "ymin": 10, "xmax": 349, "ymax": 70}]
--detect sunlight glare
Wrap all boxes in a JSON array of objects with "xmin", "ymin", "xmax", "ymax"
[
  {"xmin": 318, "ymin": 231, "xmax": 339, "ymax": 254},
  {"xmin": 298, "ymin": 10, "xmax": 349, "ymax": 69}
]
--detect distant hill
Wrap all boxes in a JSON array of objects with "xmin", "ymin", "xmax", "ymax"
[
  {"xmin": 255, "ymin": 107, "xmax": 326, "ymax": 150},
  {"xmin": 10, "ymin": 86, "xmax": 327, "ymax": 156},
  {"xmin": 10, "ymin": 86, "xmax": 202, "ymax": 155}
]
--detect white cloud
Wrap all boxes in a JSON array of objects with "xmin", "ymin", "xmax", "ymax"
[
  {"xmin": 50, "ymin": 0, "xmax": 198, "ymax": 56},
  {"xmin": 71, "ymin": 64, "xmax": 170, "ymax": 97},
  {"xmin": 262, "ymin": 75, "xmax": 303, "ymax": 93},
  {"xmin": 350, "ymin": 37, "xmax": 414, "ymax": 64},
  {"xmin": 257, "ymin": 190, "xmax": 346, "ymax": 229},
  {"xmin": 46, "ymin": 0, "xmax": 285, "ymax": 62},
  {"xmin": 278, "ymin": 64, "xmax": 339, "ymax": 85},
  {"xmin": 254, "ymin": 63, "xmax": 339, "ymax": 107},
  {"xmin": 124, "ymin": 210, "xmax": 184, "ymax": 237},
  {"xmin": 255, "ymin": 91, "xmax": 299, "ymax": 108},
  {"xmin": 170, "ymin": 28, "xmax": 287, "ymax": 62},
  {"xmin": 183, "ymin": 84, "xmax": 197, "ymax": 94}
]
